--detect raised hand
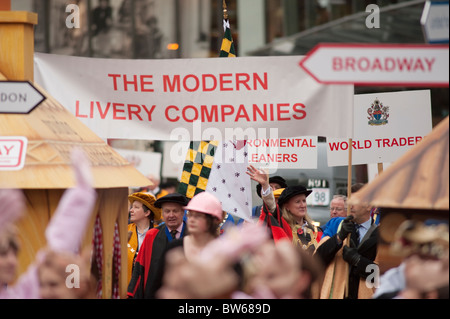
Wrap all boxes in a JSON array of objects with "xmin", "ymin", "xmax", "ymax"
[
  {"xmin": 246, "ymin": 165, "xmax": 269, "ymax": 188},
  {"xmin": 71, "ymin": 147, "xmax": 93, "ymax": 189}
]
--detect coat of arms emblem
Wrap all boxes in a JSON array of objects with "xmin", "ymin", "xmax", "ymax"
[{"xmin": 367, "ymin": 98, "xmax": 389, "ymax": 126}]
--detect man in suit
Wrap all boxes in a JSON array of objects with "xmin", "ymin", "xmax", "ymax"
[
  {"xmin": 314, "ymin": 184, "xmax": 379, "ymax": 299},
  {"xmin": 127, "ymin": 193, "xmax": 188, "ymax": 299}
]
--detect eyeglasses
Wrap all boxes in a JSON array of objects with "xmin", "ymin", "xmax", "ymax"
[{"xmin": 330, "ymin": 207, "xmax": 345, "ymax": 212}]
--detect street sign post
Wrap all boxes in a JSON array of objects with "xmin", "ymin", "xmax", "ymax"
[
  {"xmin": 299, "ymin": 43, "xmax": 449, "ymax": 87},
  {"xmin": 421, "ymin": 1, "xmax": 449, "ymax": 44},
  {"xmin": 0, "ymin": 81, "xmax": 45, "ymax": 114}
]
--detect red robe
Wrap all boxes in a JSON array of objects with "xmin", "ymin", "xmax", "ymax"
[
  {"xmin": 257, "ymin": 203, "xmax": 293, "ymax": 242},
  {"xmin": 127, "ymin": 222, "xmax": 185, "ymax": 299},
  {"xmin": 258, "ymin": 203, "xmax": 323, "ymax": 248}
]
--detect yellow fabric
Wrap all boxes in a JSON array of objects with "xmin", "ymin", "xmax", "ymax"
[
  {"xmin": 315, "ymin": 236, "xmax": 377, "ymax": 299},
  {"xmin": 127, "ymin": 223, "xmax": 138, "ymax": 285},
  {"xmin": 156, "ymin": 189, "xmax": 168, "ymax": 199},
  {"xmin": 273, "ymin": 188, "xmax": 285, "ymax": 199}
]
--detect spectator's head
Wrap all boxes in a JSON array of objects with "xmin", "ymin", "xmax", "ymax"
[
  {"xmin": 155, "ymin": 193, "xmax": 189, "ymax": 231},
  {"xmin": 329, "ymin": 195, "xmax": 347, "ymax": 218},
  {"xmin": 128, "ymin": 192, "xmax": 161, "ymax": 224},
  {"xmin": 38, "ymin": 249, "xmax": 95, "ymax": 299},
  {"xmin": 184, "ymin": 192, "xmax": 222, "ymax": 237},
  {"xmin": 348, "ymin": 183, "xmax": 371, "ymax": 224},
  {"xmin": 0, "ymin": 225, "xmax": 20, "ymax": 286}
]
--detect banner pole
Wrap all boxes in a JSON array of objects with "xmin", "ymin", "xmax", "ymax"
[
  {"xmin": 347, "ymin": 138, "xmax": 353, "ymax": 210},
  {"xmin": 345, "ymin": 137, "xmax": 353, "ymax": 298},
  {"xmin": 223, "ymin": 0, "xmax": 228, "ymax": 19}
]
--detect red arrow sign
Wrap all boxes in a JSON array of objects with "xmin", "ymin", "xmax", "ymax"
[{"xmin": 299, "ymin": 43, "xmax": 449, "ymax": 87}]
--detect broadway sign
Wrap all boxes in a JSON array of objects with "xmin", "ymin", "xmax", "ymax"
[
  {"xmin": 300, "ymin": 43, "xmax": 449, "ymax": 87},
  {"xmin": 34, "ymin": 53, "xmax": 353, "ymax": 141}
]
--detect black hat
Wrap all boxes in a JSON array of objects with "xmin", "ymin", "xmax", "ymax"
[
  {"xmin": 154, "ymin": 192, "xmax": 189, "ymax": 208},
  {"xmin": 277, "ymin": 185, "xmax": 312, "ymax": 208},
  {"xmin": 256, "ymin": 176, "xmax": 288, "ymax": 198}
]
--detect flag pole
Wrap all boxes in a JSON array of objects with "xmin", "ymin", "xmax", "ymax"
[
  {"xmin": 223, "ymin": 0, "xmax": 228, "ymax": 19},
  {"xmin": 345, "ymin": 137, "xmax": 353, "ymax": 298},
  {"xmin": 347, "ymin": 138, "xmax": 353, "ymax": 208}
]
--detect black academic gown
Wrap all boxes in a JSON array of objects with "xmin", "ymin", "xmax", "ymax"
[{"xmin": 127, "ymin": 222, "xmax": 185, "ymax": 299}]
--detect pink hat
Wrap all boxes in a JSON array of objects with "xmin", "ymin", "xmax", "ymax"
[{"xmin": 183, "ymin": 192, "xmax": 223, "ymax": 220}]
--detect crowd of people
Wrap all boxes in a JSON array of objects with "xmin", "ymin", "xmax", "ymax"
[{"xmin": 1, "ymin": 151, "xmax": 448, "ymax": 300}]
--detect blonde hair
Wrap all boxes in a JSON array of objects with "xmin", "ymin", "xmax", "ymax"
[{"xmin": 281, "ymin": 206, "xmax": 315, "ymax": 230}]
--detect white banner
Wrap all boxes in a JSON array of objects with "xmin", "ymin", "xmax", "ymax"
[
  {"xmin": 34, "ymin": 53, "xmax": 353, "ymax": 141},
  {"xmin": 327, "ymin": 90, "xmax": 432, "ymax": 166},
  {"xmin": 248, "ymin": 136, "xmax": 318, "ymax": 170}
]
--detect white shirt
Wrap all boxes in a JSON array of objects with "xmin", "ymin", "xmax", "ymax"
[
  {"xmin": 137, "ymin": 227, "xmax": 149, "ymax": 251},
  {"xmin": 357, "ymin": 218, "xmax": 373, "ymax": 243}
]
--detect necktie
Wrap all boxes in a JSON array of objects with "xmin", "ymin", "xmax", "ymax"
[
  {"xmin": 355, "ymin": 224, "xmax": 361, "ymax": 244},
  {"xmin": 350, "ymin": 224, "xmax": 360, "ymax": 247},
  {"xmin": 170, "ymin": 230, "xmax": 177, "ymax": 240}
]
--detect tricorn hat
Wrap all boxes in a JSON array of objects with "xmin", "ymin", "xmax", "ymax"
[
  {"xmin": 277, "ymin": 185, "xmax": 312, "ymax": 208},
  {"xmin": 154, "ymin": 192, "xmax": 189, "ymax": 208}
]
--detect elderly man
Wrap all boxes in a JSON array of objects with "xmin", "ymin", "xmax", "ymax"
[
  {"xmin": 329, "ymin": 195, "xmax": 347, "ymax": 219},
  {"xmin": 127, "ymin": 193, "xmax": 188, "ymax": 299},
  {"xmin": 321, "ymin": 195, "xmax": 347, "ymax": 238}
]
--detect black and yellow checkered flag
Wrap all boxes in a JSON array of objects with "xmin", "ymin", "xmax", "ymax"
[
  {"xmin": 219, "ymin": 18, "xmax": 236, "ymax": 58},
  {"xmin": 178, "ymin": 2, "xmax": 234, "ymax": 199},
  {"xmin": 178, "ymin": 140, "xmax": 219, "ymax": 199}
]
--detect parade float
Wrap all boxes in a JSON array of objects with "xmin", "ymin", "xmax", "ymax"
[{"xmin": 0, "ymin": 9, "xmax": 150, "ymax": 298}]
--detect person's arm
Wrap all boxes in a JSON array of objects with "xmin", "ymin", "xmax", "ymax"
[
  {"xmin": 343, "ymin": 246, "xmax": 378, "ymax": 279},
  {"xmin": 314, "ymin": 217, "xmax": 354, "ymax": 266},
  {"xmin": 0, "ymin": 149, "xmax": 96, "ymax": 299},
  {"xmin": 246, "ymin": 165, "xmax": 275, "ymax": 212},
  {"xmin": 261, "ymin": 184, "xmax": 276, "ymax": 213},
  {"xmin": 314, "ymin": 234, "xmax": 343, "ymax": 266},
  {"xmin": 45, "ymin": 148, "xmax": 97, "ymax": 253}
]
